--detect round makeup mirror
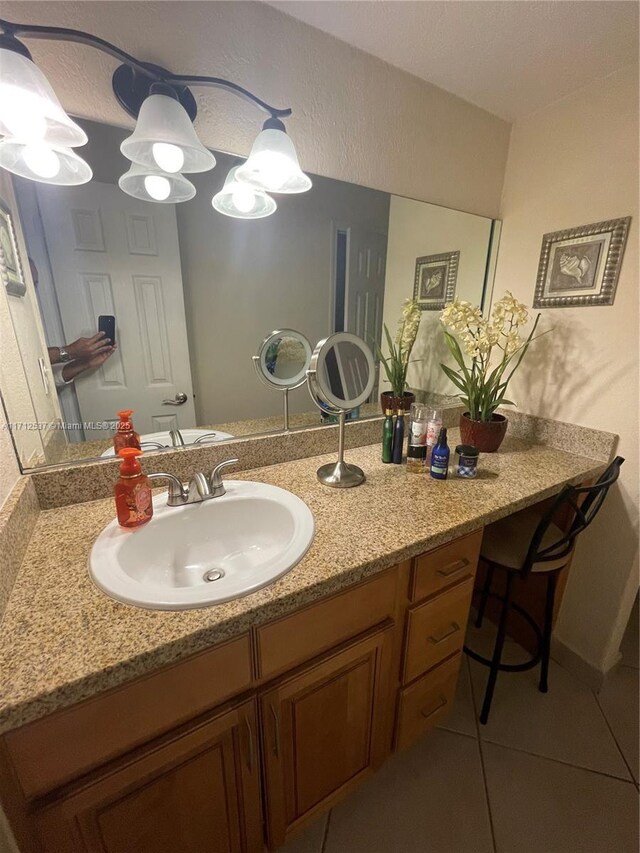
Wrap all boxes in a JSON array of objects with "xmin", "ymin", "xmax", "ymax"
[
  {"xmin": 307, "ymin": 332, "xmax": 376, "ymax": 487},
  {"xmin": 252, "ymin": 329, "xmax": 312, "ymax": 431},
  {"xmin": 254, "ymin": 329, "xmax": 312, "ymax": 389}
]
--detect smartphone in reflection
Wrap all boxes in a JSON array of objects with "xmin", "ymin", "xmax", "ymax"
[{"xmin": 98, "ymin": 314, "xmax": 116, "ymax": 346}]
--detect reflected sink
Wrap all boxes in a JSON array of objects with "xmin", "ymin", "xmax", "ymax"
[
  {"xmin": 89, "ymin": 481, "xmax": 315, "ymax": 610},
  {"xmin": 101, "ymin": 428, "xmax": 234, "ymax": 457}
]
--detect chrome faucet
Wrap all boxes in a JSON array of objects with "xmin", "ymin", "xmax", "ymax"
[
  {"xmin": 148, "ymin": 459, "xmax": 239, "ymax": 507},
  {"xmin": 169, "ymin": 428, "xmax": 185, "ymax": 447}
]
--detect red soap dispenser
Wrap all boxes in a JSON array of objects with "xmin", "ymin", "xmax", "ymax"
[
  {"xmin": 115, "ymin": 448, "xmax": 153, "ymax": 529},
  {"xmin": 113, "ymin": 409, "xmax": 141, "ymax": 454}
]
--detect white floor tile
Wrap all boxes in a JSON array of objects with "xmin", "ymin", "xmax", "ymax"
[
  {"xmin": 437, "ymin": 656, "xmax": 478, "ymax": 737},
  {"xmin": 324, "ymin": 729, "xmax": 493, "ymax": 853},
  {"xmin": 467, "ymin": 622, "xmax": 631, "ymax": 779},
  {"xmin": 597, "ymin": 664, "xmax": 639, "ymax": 783},
  {"xmin": 483, "ymin": 741, "xmax": 639, "ymax": 853}
]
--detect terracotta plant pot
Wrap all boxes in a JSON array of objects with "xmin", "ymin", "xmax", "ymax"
[
  {"xmin": 459, "ymin": 412, "xmax": 508, "ymax": 453},
  {"xmin": 380, "ymin": 391, "xmax": 415, "ymax": 413}
]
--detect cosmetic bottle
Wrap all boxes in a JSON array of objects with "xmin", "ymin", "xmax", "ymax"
[
  {"xmin": 114, "ymin": 448, "xmax": 153, "ymax": 529},
  {"xmin": 113, "ymin": 409, "xmax": 141, "ymax": 454},
  {"xmin": 407, "ymin": 402, "xmax": 428, "ymax": 473},
  {"xmin": 382, "ymin": 409, "xmax": 394, "ymax": 463},
  {"xmin": 430, "ymin": 427, "xmax": 450, "ymax": 480},
  {"xmin": 425, "ymin": 408, "xmax": 443, "ymax": 466},
  {"xmin": 392, "ymin": 408, "xmax": 404, "ymax": 464}
]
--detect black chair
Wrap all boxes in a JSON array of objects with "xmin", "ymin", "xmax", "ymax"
[{"xmin": 464, "ymin": 456, "xmax": 625, "ymax": 725}]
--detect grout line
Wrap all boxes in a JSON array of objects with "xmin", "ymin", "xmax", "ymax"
[
  {"xmin": 466, "ymin": 655, "xmax": 498, "ymax": 853},
  {"xmin": 320, "ymin": 809, "xmax": 332, "ymax": 853},
  {"xmin": 592, "ymin": 686, "xmax": 638, "ymax": 787},
  {"xmin": 437, "ymin": 725, "xmax": 478, "ymax": 740},
  {"xmin": 481, "ymin": 737, "xmax": 637, "ymax": 786}
]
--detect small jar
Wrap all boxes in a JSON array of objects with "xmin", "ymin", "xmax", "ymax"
[{"xmin": 455, "ymin": 444, "xmax": 479, "ymax": 479}]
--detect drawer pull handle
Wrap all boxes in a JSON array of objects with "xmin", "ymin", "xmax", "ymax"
[
  {"xmin": 420, "ymin": 694, "xmax": 448, "ymax": 719},
  {"xmin": 244, "ymin": 715, "xmax": 254, "ymax": 773},
  {"xmin": 428, "ymin": 622, "xmax": 460, "ymax": 645},
  {"xmin": 269, "ymin": 703, "xmax": 281, "ymax": 758},
  {"xmin": 436, "ymin": 558, "xmax": 470, "ymax": 578}
]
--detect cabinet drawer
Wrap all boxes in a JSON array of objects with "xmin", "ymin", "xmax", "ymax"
[
  {"xmin": 411, "ymin": 530, "xmax": 482, "ymax": 603},
  {"xmin": 403, "ymin": 578, "xmax": 473, "ymax": 684},
  {"xmin": 395, "ymin": 654, "xmax": 462, "ymax": 751},
  {"xmin": 255, "ymin": 567, "xmax": 398, "ymax": 679},
  {"xmin": 4, "ymin": 634, "xmax": 253, "ymax": 799}
]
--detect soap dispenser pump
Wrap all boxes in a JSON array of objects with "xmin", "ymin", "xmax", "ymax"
[
  {"xmin": 115, "ymin": 448, "xmax": 153, "ymax": 529},
  {"xmin": 113, "ymin": 409, "xmax": 141, "ymax": 454}
]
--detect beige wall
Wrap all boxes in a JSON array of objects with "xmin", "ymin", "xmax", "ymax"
[
  {"xmin": 493, "ymin": 63, "xmax": 639, "ymax": 673},
  {"xmin": 0, "ymin": 0, "xmax": 511, "ymax": 493},
  {"xmin": 382, "ymin": 195, "xmax": 493, "ymax": 397}
]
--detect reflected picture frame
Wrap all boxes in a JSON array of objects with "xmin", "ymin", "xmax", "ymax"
[
  {"xmin": 533, "ymin": 217, "xmax": 631, "ymax": 308},
  {"xmin": 413, "ymin": 250, "xmax": 459, "ymax": 311},
  {"xmin": 0, "ymin": 201, "xmax": 27, "ymax": 298}
]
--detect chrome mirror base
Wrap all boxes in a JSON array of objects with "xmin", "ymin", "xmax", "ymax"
[{"xmin": 316, "ymin": 459, "xmax": 365, "ymax": 489}]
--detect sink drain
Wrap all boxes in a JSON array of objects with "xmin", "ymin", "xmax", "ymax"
[{"xmin": 203, "ymin": 569, "xmax": 225, "ymax": 583}]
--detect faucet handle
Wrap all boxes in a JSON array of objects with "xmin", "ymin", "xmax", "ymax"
[
  {"xmin": 210, "ymin": 458, "xmax": 239, "ymax": 492},
  {"xmin": 147, "ymin": 472, "xmax": 188, "ymax": 506}
]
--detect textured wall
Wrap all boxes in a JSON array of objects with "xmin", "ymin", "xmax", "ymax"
[
  {"xmin": 0, "ymin": 1, "xmax": 510, "ymax": 216},
  {"xmin": 0, "ymin": 0, "xmax": 511, "ymax": 495},
  {"xmin": 492, "ymin": 63, "xmax": 639, "ymax": 673}
]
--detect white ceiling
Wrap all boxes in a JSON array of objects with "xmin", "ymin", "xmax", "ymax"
[{"xmin": 267, "ymin": 1, "xmax": 639, "ymax": 121}]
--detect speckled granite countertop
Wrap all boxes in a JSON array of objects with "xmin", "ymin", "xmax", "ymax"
[{"xmin": 0, "ymin": 433, "xmax": 608, "ymax": 734}]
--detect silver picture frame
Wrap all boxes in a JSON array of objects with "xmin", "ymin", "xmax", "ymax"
[
  {"xmin": 0, "ymin": 201, "xmax": 27, "ymax": 298},
  {"xmin": 533, "ymin": 217, "xmax": 630, "ymax": 308},
  {"xmin": 413, "ymin": 250, "xmax": 459, "ymax": 311}
]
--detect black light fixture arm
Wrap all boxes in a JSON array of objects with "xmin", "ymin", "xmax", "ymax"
[{"xmin": 0, "ymin": 17, "xmax": 292, "ymax": 119}]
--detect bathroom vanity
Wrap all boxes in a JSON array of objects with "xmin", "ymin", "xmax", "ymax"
[{"xmin": 0, "ymin": 433, "xmax": 613, "ymax": 853}]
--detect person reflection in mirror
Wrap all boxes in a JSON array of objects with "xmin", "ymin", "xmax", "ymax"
[{"xmin": 29, "ymin": 259, "xmax": 118, "ymax": 388}]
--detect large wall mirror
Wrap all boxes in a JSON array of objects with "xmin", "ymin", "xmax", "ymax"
[{"xmin": 0, "ymin": 115, "xmax": 500, "ymax": 471}]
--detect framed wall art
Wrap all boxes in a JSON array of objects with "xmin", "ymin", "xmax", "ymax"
[
  {"xmin": 533, "ymin": 217, "xmax": 630, "ymax": 308},
  {"xmin": 413, "ymin": 250, "xmax": 459, "ymax": 311},
  {"xmin": 0, "ymin": 201, "xmax": 26, "ymax": 297}
]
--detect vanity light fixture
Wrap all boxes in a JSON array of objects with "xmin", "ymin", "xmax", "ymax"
[
  {"xmin": 236, "ymin": 118, "xmax": 312, "ymax": 194},
  {"xmin": 0, "ymin": 16, "xmax": 311, "ymax": 212},
  {"xmin": 120, "ymin": 84, "xmax": 216, "ymax": 174},
  {"xmin": 212, "ymin": 165, "xmax": 277, "ymax": 219},
  {"xmin": 0, "ymin": 34, "xmax": 91, "ymax": 184},
  {"xmin": 118, "ymin": 162, "xmax": 195, "ymax": 203}
]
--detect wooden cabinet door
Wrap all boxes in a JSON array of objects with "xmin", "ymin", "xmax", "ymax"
[
  {"xmin": 260, "ymin": 623, "xmax": 394, "ymax": 848},
  {"xmin": 34, "ymin": 699, "xmax": 263, "ymax": 853}
]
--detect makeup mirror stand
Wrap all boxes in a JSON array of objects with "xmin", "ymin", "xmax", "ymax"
[
  {"xmin": 252, "ymin": 355, "xmax": 301, "ymax": 432},
  {"xmin": 316, "ymin": 410, "xmax": 365, "ymax": 488}
]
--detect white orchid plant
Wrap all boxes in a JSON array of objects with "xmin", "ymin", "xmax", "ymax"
[
  {"xmin": 440, "ymin": 291, "xmax": 544, "ymax": 422},
  {"xmin": 377, "ymin": 298, "xmax": 422, "ymax": 398}
]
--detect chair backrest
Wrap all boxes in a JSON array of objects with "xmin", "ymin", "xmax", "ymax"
[{"xmin": 521, "ymin": 456, "xmax": 625, "ymax": 575}]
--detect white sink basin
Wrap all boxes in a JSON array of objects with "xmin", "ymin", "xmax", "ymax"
[
  {"xmin": 89, "ymin": 481, "xmax": 315, "ymax": 610},
  {"xmin": 101, "ymin": 428, "xmax": 234, "ymax": 457}
]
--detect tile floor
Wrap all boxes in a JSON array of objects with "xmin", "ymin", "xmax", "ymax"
[{"xmin": 280, "ymin": 598, "xmax": 639, "ymax": 853}]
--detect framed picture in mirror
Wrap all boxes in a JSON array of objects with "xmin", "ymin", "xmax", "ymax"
[
  {"xmin": 413, "ymin": 250, "xmax": 459, "ymax": 310},
  {"xmin": 0, "ymin": 202, "xmax": 26, "ymax": 297}
]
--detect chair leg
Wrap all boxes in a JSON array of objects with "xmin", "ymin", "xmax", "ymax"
[
  {"xmin": 479, "ymin": 572, "xmax": 513, "ymax": 725},
  {"xmin": 475, "ymin": 562, "xmax": 495, "ymax": 629},
  {"xmin": 539, "ymin": 571, "xmax": 557, "ymax": 694}
]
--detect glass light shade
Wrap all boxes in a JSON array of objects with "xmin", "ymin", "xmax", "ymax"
[
  {"xmin": 0, "ymin": 48, "xmax": 88, "ymax": 147},
  {"xmin": 118, "ymin": 163, "xmax": 195, "ymax": 203},
  {"xmin": 120, "ymin": 94, "xmax": 216, "ymax": 174},
  {"xmin": 212, "ymin": 166, "xmax": 277, "ymax": 219},
  {"xmin": 0, "ymin": 139, "xmax": 92, "ymax": 185},
  {"xmin": 235, "ymin": 128, "xmax": 311, "ymax": 194}
]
